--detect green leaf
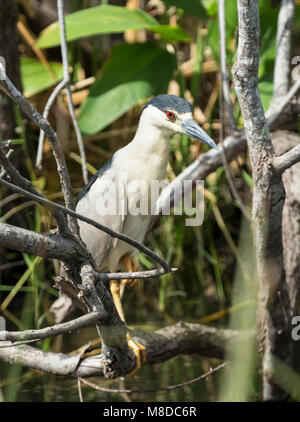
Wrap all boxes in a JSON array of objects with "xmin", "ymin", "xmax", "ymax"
[
  {"xmin": 207, "ymin": 1, "xmax": 238, "ymax": 65},
  {"xmin": 36, "ymin": 4, "xmax": 158, "ymax": 48},
  {"xmin": 149, "ymin": 25, "xmax": 191, "ymax": 42},
  {"xmin": 21, "ymin": 58, "xmax": 63, "ymax": 97},
  {"xmin": 201, "ymin": 0, "xmax": 218, "ymax": 16},
  {"xmin": 242, "ymin": 170, "xmax": 253, "ymax": 189},
  {"xmin": 258, "ymin": 1, "xmax": 279, "ymax": 78},
  {"xmin": 78, "ymin": 42, "xmax": 176, "ymax": 135},
  {"xmin": 207, "ymin": 0, "xmax": 278, "ymax": 70},
  {"xmin": 162, "ymin": 0, "xmax": 207, "ymax": 18},
  {"xmin": 3, "ymin": 139, "xmax": 25, "ymax": 145},
  {"xmin": 259, "ymin": 77, "xmax": 273, "ymax": 111}
]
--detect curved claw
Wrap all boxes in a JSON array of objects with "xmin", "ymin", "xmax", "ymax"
[{"xmin": 126, "ymin": 334, "xmax": 146, "ymax": 376}]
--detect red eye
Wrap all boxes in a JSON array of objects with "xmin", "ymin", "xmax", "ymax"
[{"xmin": 165, "ymin": 111, "xmax": 175, "ymax": 120}]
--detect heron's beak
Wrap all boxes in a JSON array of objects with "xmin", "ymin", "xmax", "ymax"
[{"xmin": 181, "ymin": 119, "xmax": 218, "ymax": 150}]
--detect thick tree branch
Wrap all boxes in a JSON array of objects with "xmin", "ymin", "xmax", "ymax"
[
  {"xmin": 232, "ymin": 0, "xmax": 292, "ymax": 401},
  {"xmin": 0, "ymin": 222, "xmax": 83, "ymax": 261},
  {"xmin": 272, "ymin": 131, "xmax": 300, "ymax": 317},
  {"xmin": 0, "ymin": 322, "xmax": 254, "ymax": 377},
  {"xmin": 273, "ymin": 143, "xmax": 300, "ymax": 174}
]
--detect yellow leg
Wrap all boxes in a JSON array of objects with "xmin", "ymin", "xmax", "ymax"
[
  {"xmin": 110, "ymin": 279, "xmax": 126, "ymax": 322},
  {"xmin": 110, "ymin": 277, "xmax": 146, "ymax": 375},
  {"xmin": 121, "ymin": 255, "xmax": 140, "ymax": 293}
]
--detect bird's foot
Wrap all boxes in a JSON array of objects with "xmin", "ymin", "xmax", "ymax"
[
  {"xmin": 126, "ymin": 333, "xmax": 146, "ymax": 376},
  {"xmin": 121, "ymin": 256, "xmax": 140, "ymax": 289}
]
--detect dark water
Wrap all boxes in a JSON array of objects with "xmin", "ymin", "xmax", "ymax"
[
  {"xmin": 1, "ymin": 356, "xmax": 221, "ymax": 402},
  {"xmin": 0, "ymin": 323, "xmax": 222, "ymax": 402}
]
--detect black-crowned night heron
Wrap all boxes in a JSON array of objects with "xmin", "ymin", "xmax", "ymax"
[{"xmin": 76, "ymin": 94, "xmax": 217, "ymax": 372}]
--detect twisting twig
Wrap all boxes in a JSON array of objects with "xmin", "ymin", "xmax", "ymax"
[
  {"xmin": 0, "ymin": 177, "xmax": 171, "ymax": 271},
  {"xmin": 218, "ymin": 0, "xmax": 237, "ymax": 133},
  {"xmin": 36, "ymin": 79, "xmax": 68, "ymax": 169},
  {"xmin": 78, "ymin": 361, "xmax": 228, "ymax": 394},
  {"xmin": 94, "ymin": 266, "xmax": 177, "ymax": 282},
  {"xmin": 36, "ymin": 0, "xmax": 88, "ymax": 185},
  {"xmin": 0, "ymin": 311, "xmax": 105, "ymax": 342},
  {"xmin": 267, "ymin": 77, "xmax": 300, "ymax": 127},
  {"xmin": 273, "ymin": 0, "xmax": 296, "ymax": 100},
  {"xmin": 58, "ymin": 0, "xmax": 87, "ymax": 184},
  {"xmin": 0, "ymin": 63, "xmax": 79, "ymax": 236},
  {"xmin": 218, "ymin": 0, "xmax": 251, "ymax": 221},
  {"xmin": 0, "ymin": 146, "xmax": 70, "ymax": 235},
  {"xmin": 78, "ymin": 378, "xmax": 84, "ymax": 402}
]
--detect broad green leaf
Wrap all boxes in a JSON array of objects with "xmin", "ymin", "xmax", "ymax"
[
  {"xmin": 36, "ymin": 5, "xmax": 158, "ymax": 48},
  {"xmin": 201, "ymin": 0, "xmax": 218, "ymax": 16},
  {"xmin": 78, "ymin": 42, "xmax": 176, "ymax": 135},
  {"xmin": 149, "ymin": 25, "xmax": 191, "ymax": 42},
  {"xmin": 162, "ymin": 0, "xmax": 207, "ymax": 19},
  {"xmin": 21, "ymin": 58, "xmax": 63, "ymax": 97}
]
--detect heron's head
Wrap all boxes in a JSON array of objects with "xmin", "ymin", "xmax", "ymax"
[{"xmin": 141, "ymin": 94, "xmax": 218, "ymax": 150}]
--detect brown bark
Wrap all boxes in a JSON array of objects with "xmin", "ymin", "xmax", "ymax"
[
  {"xmin": 0, "ymin": 322, "xmax": 254, "ymax": 377},
  {"xmin": 272, "ymin": 131, "xmax": 300, "ymax": 317}
]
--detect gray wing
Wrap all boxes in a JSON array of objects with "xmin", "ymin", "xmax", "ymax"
[
  {"xmin": 76, "ymin": 157, "xmax": 126, "ymax": 271},
  {"xmin": 75, "ymin": 156, "xmax": 113, "ymax": 206}
]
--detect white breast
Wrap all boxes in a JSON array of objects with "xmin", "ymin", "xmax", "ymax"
[{"xmin": 77, "ymin": 123, "xmax": 171, "ymax": 272}]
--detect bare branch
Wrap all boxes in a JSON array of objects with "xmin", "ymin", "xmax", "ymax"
[
  {"xmin": 0, "ymin": 311, "xmax": 105, "ymax": 342},
  {"xmin": 272, "ymin": 131, "xmax": 300, "ymax": 317},
  {"xmin": 217, "ymin": 0, "xmax": 251, "ymax": 221},
  {"xmin": 232, "ymin": 2, "xmax": 274, "ymax": 167},
  {"xmin": 0, "ymin": 322, "xmax": 254, "ymax": 378},
  {"xmin": 0, "ymin": 63, "xmax": 79, "ymax": 236},
  {"xmin": 267, "ymin": 77, "xmax": 300, "ymax": 128},
  {"xmin": 0, "ymin": 222, "xmax": 82, "ymax": 261},
  {"xmin": 273, "ymin": 143, "xmax": 300, "ymax": 174},
  {"xmin": 218, "ymin": 0, "xmax": 237, "ymax": 132},
  {"xmin": 36, "ymin": 79, "xmax": 68, "ymax": 170},
  {"xmin": 79, "ymin": 361, "xmax": 228, "ymax": 394},
  {"xmin": 0, "ymin": 146, "xmax": 70, "ymax": 235},
  {"xmin": 94, "ymin": 266, "xmax": 177, "ymax": 282},
  {"xmin": 232, "ymin": 0, "xmax": 292, "ymax": 401},
  {"xmin": 273, "ymin": 0, "xmax": 296, "ymax": 100},
  {"xmin": 36, "ymin": 0, "xmax": 88, "ymax": 185},
  {"xmin": 56, "ymin": 0, "xmax": 88, "ymax": 184}
]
